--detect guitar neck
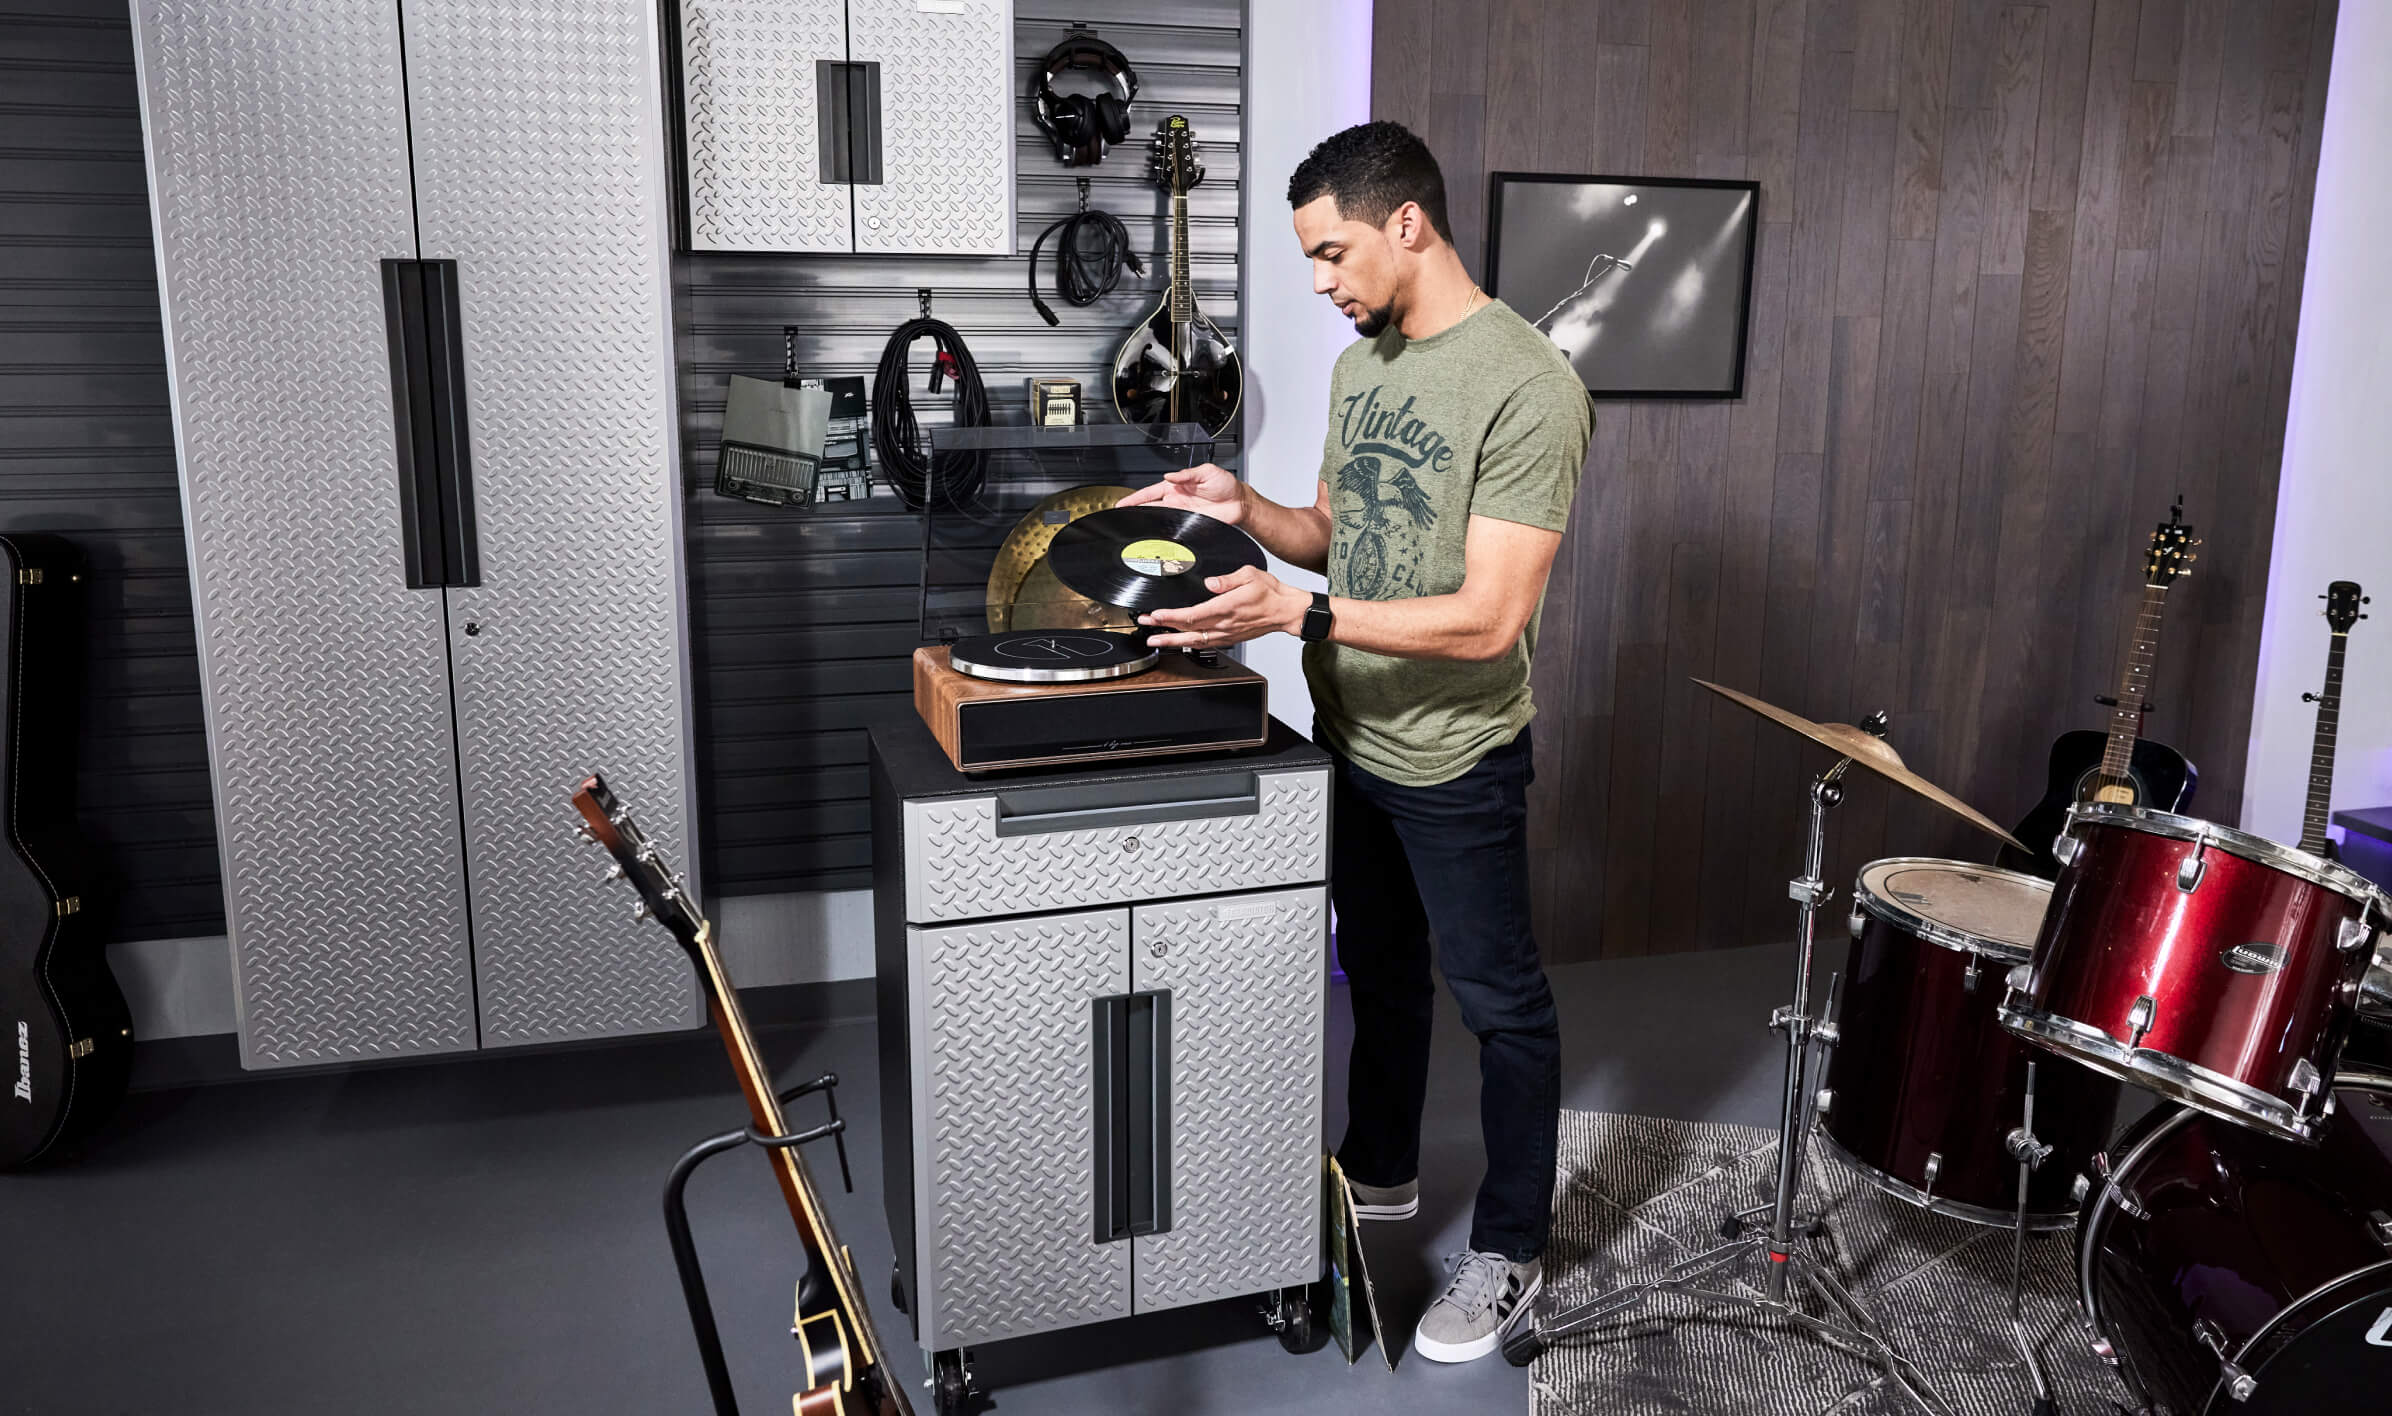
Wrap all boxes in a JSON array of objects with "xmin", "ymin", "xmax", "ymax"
[
  {"xmin": 2098, "ymin": 582, "xmax": 2169, "ymax": 781},
  {"xmin": 2300, "ymin": 634, "xmax": 2349, "ymax": 855},
  {"xmin": 1169, "ymin": 192, "xmax": 1191, "ymax": 324}
]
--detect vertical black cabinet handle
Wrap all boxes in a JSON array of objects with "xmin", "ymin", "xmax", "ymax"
[
  {"xmin": 1092, "ymin": 989, "xmax": 1173, "ymax": 1244},
  {"xmin": 380, "ymin": 259, "xmax": 480, "ymax": 588},
  {"xmin": 815, "ymin": 61, "xmax": 883, "ymax": 187}
]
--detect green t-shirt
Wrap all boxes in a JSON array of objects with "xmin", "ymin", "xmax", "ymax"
[{"xmin": 1302, "ymin": 299, "xmax": 1593, "ymax": 786}]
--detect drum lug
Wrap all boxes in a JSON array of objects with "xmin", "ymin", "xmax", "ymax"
[
  {"xmin": 2071, "ymin": 1172, "xmax": 2091, "ymax": 1204},
  {"xmin": 2176, "ymin": 838, "xmax": 2209, "ymax": 892},
  {"xmin": 2338, "ymin": 913, "xmax": 2378, "ymax": 954},
  {"xmin": 1813, "ymin": 1088, "xmax": 1834, "ymax": 1121},
  {"xmin": 1921, "ymin": 1152, "xmax": 1942, "ymax": 1202},
  {"xmin": 2126, "ymin": 994, "xmax": 2157, "ymax": 1048},
  {"xmin": 2053, "ymin": 829, "xmax": 2084, "ymax": 868},
  {"xmin": 1848, "ymin": 899, "xmax": 1866, "ymax": 941},
  {"xmin": 2290, "ymin": 1057, "xmax": 2324, "ymax": 1118},
  {"xmin": 2368, "ymin": 1209, "xmax": 2392, "ymax": 1253}
]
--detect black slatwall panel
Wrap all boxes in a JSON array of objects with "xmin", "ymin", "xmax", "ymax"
[
  {"xmin": 679, "ymin": 0, "xmax": 1247, "ymax": 895},
  {"xmin": 0, "ymin": 0, "xmax": 223, "ymax": 943}
]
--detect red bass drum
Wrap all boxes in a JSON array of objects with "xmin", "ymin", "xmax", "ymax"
[
  {"xmin": 2078, "ymin": 1076, "xmax": 2392, "ymax": 1415},
  {"xmin": 2000, "ymin": 804, "xmax": 2390, "ymax": 1144},
  {"xmin": 1818, "ymin": 859, "xmax": 2122, "ymax": 1227}
]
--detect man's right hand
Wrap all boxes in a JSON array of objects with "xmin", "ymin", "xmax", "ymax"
[{"xmin": 1115, "ymin": 463, "xmax": 1247, "ymax": 525}]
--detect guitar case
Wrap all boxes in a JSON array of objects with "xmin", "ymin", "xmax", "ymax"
[{"xmin": 0, "ymin": 533, "xmax": 132, "ymax": 1170}]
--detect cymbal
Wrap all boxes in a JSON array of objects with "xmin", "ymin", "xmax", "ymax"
[
  {"xmin": 985, "ymin": 484, "xmax": 1134, "ymax": 632},
  {"xmin": 1694, "ymin": 679, "xmax": 2025, "ymax": 852}
]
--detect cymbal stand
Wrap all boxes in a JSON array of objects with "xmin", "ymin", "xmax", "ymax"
[
  {"xmin": 1505, "ymin": 724, "xmax": 1952, "ymax": 1416},
  {"xmin": 2005, "ymin": 1063, "xmax": 2058, "ymax": 1416}
]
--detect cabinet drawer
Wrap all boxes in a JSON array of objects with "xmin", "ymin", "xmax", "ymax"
[{"xmin": 900, "ymin": 766, "xmax": 1328, "ymax": 924}]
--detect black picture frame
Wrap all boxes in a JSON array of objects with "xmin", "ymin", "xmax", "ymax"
[{"xmin": 1484, "ymin": 171, "xmax": 1761, "ymax": 400}]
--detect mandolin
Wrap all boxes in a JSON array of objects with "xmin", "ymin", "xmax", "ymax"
[
  {"xmin": 0, "ymin": 534, "xmax": 132, "ymax": 1171},
  {"xmin": 2296, "ymin": 580, "xmax": 2368, "ymax": 858},
  {"xmin": 572, "ymin": 775, "xmax": 912, "ymax": 1416},
  {"xmin": 1997, "ymin": 503, "xmax": 2200, "ymax": 879},
  {"xmin": 1111, "ymin": 115, "xmax": 1241, "ymax": 435}
]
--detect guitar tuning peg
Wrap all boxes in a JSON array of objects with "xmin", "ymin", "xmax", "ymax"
[
  {"xmin": 603, "ymin": 863, "xmax": 624, "ymax": 882},
  {"xmin": 632, "ymin": 901, "xmax": 649, "ymax": 922},
  {"xmin": 574, "ymin": 825, "xmax": 595, "ymax": 844}
]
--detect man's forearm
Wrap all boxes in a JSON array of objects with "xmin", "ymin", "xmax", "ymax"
[
  {"xmin": 1321, "ymin": 591, "xmax": 1519, "ymax": 662},
  {"xmin": 1238, "ymin": 484, "xmax": 1332, "ymax": 574}
]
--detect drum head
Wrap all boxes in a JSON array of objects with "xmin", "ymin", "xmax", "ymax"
[{"xmin": 1857, "ymin": 858, "xmax": 2052, "ymax": 960}]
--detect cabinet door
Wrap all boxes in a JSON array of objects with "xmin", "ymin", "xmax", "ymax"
[
  {"xmin": 679, "ymin": 0, "xmax": 854, "ymax": 251},
  {"xmin": 401, "ymin": 0, "xmax": 699, "ymax": 1046},
  {"xmin": 131, "ymin": 0, "xmax": 479, "ymax": 1069},
  {"xmin": 847, "ymin": 0, "xmax": 1015, "ymax": 255},
  {"xmin": 908, "ymin": 908, "xmax": 1130, "ymax": 1349},
  {"xmin": 1132, "ymin": 887, "xmax": 1327, "ymax": 1313}
]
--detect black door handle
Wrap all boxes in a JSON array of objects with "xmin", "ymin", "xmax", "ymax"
[
  {"xmin": 381, "ymin": 258, "xmax": 481, "ymax": 588},
  {"xmin": 1092, "ymin": 989, "xmax": 1173, "ymax": 1244}
]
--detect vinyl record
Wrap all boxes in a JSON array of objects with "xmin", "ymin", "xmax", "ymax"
[
  {"xmin": 1047, "ymin": 505, "xmax": 1267, "ymax": 612},
  {"xmin": 946, "ymin": 629, "xmax": 1158, "ymax": 683}
]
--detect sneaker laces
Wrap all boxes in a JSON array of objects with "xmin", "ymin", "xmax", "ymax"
[{"xmin": 1428, "ymin": 1249, "xmax": 1513, "ymax": 1321}]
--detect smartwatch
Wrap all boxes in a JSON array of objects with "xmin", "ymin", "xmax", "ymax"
[{"xmin": 1299, "ymin": 590, "xmax": 1333, "ymax": 643}]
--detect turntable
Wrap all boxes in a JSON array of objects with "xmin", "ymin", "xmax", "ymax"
[{"xmin": 909, "ymin": 428, "xmax": 1273, "ymax": 773}]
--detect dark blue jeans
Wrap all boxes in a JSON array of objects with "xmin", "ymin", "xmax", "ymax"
[{"xmin": 1329, "ymin": 725, "xmax": 1559, "ymax": 1262}]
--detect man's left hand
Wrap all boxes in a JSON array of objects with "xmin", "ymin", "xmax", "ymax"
[{"xmin": 1138, "ymin": 565, "xmax": 1311, "ymax": 648}]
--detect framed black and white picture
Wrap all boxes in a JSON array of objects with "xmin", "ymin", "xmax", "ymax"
[{"xmin": 1485, "ymin": 172, "xmax": 1761, "ymax": 399}]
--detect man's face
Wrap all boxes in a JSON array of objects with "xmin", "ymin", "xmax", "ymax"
[{"xmin": 1293, "ymin": 195, "xmax": 1401, "ymax": 337}]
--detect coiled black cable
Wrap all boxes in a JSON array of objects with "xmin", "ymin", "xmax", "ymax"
[
  {"xmin": 1028, "ymin": 206, "xmax": 1145, "ymax": 326},
  {"xmin": 870, "ymin": 317, "xmax": 988, "ymax": 510}
]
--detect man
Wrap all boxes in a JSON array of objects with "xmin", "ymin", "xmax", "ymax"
[{"xmin": 1118, "ymin": 121, "xmax": 1592, "ymax": 1364}]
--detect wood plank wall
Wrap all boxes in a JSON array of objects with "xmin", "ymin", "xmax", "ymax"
[{"xmin": 1371, "ymin": 0, "xmax": 2337, "ymax": 963}]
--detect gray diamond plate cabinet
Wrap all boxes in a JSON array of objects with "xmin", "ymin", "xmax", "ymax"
[
  {"xmin": 130, "ymin": 0, "xmax": 698, "ymax": 1068},
  {"xmin": 870, "ymin": 714, "xmax": 1330, "ymax": 1359}
]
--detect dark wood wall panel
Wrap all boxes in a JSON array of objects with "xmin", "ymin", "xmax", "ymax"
[
  {"xmin": 0, "ymin": 0, "xmax": 223, "ymax": 944},
  {"xmin": 1373, "ymin": 0, "xmax": 2335, "ymax": 963}
]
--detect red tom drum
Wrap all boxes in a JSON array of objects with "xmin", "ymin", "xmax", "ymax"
[
  {"xmin": 1999, "ymin": 804, "xmax": 2390, "ymax": 1144},
  {"xmin": 2078, "ymin": 1077, "xmax": 2392, "ymax": 1415},
  {"xmin": 1818, "ymin": 859, "xmax": 2122, "ymax": 1228}
]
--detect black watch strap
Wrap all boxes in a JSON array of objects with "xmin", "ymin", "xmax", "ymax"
[{"xmin": 1300, "ymin": 590, "xmax": 1333, "ymax": 642}]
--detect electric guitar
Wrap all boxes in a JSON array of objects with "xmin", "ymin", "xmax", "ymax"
[
  {"xmin": 1, "ymin": 534, "xmax": 132, "ymax": 1171},
  {"xmin": 1111, "ymin": 115, "xmax": 1241, "ymax": 435},
  {"xmin": 1997, "ymin": 503, "xmax": 2201, "ymax": 878},
  {"xmin": 2297, "ymin": 580, "xmax": 2368, "ymax": 859},
  {"xmin": 572, "ymin": 775, "xmax": 912, "ymax": 1416}
]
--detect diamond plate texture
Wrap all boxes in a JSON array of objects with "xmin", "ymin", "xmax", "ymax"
[
  {"xmin": 848, "ymin": 0, "xmax": 1014, "ymax": 255},
  {"xmin": 679, "ymin": 0, "xmax": 852, "ymax": 252},
  {"xmin": 909, "ymin": 909, "xmax": 1130, "ymax": 1349},
  {"xmin": 1132, "ymin": 888, "xmax": 1326, "ymax": 1313},
  {"xmin": 901, "ymin": 768, "xmax": 1328, "ymax": 924},
  {"xmin": 131, "ymin": 0, "xmax": 480, "ymax": 1069},
  {"xmin": 402, "ymin": 0, "xmax": 699, "ymax": 1047}
]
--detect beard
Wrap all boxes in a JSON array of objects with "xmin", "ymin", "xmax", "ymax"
[{"xmin": 1349, "ymin": 302, "xmax": 1395, "ymax": 337}]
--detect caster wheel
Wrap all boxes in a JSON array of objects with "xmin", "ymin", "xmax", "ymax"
[
  {"xmin": 932, "ymin": 1351, "xmax": 974, "ymax": 1416},
  {"xmin": 891, "ymin": 1267, "xmax": 908, "ymax": 1315},
  {"xmin": 1275, "ymin": 1292, "xmax": 1314, "ymax": 1354},
  {"xmin": 1501, "ymin": 1322, "xmax": 1544, "ymax": 1368}
]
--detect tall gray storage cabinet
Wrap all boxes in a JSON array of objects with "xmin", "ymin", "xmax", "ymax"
[
  {"xmin": 870, "ymin": 715, "xmax": 1330, "ymax": 1359},
  {"xmin": 130, "ymin": 0, "xmax": 698, "ymax": 1068}
]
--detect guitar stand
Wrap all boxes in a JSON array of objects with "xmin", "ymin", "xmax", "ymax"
[
  {"xmin": 1503, "ymin": 747, "xmax": 1955, "ymax": 1416},
  {"xmin": 663, "ymin": 1072, "xmax": 854, "ymax": 1416}
]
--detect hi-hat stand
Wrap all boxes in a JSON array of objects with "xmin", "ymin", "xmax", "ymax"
[{"xmin": 1504, "ymin": 716, "xmax": 1953, "ymax": 1416}]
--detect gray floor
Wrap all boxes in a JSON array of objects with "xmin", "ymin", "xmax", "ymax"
[{"xmin": 0, "ymin": 943, "xmax": 1815, "ymax": 1416}]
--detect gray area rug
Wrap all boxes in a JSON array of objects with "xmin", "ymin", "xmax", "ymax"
[{"xmin": 1532, "ymin": 1110, "xmax": 2140, "ymax": 1415}]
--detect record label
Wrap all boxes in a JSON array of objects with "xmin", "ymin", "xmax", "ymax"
[
  {"xmin": 1050, "ymin": 506, "xmax": 1267, "ymax": 611},
  {"xmin": 1120, "ymin": 538, "xmax": 1197, "ymax": 577}
]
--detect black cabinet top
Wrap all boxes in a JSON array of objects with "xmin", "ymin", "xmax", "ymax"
[
  {"xmin": 869, "ymin": 708, "xmax": 1329, "ymax": 801},
  {"xmin": 2335, "ymin": 807, "xmax": 2392, "ymax": 845}
]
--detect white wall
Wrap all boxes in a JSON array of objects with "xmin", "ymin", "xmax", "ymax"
[
  {"xmin": 2244, "ymin": 6, "xmax": 2392, "ymax": 845},
  {"xmin": 1239, "ymin": 0, "xmax": 1374, "ymax": 738}
]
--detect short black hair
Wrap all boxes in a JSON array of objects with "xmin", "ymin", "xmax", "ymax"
[{"xmin": 1286, "ymin": 121, "xmax": 1452, "ymax": 243}]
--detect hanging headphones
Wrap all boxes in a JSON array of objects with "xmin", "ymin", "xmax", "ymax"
[{"xmin": 1030, "ymin": 32, "xmax": 1138, "ymax": 167}]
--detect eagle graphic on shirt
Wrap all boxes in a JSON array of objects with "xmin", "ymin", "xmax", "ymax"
[{"xmin": 1329, "ymin": 386, "xmax": 1449, "ymax": 601}]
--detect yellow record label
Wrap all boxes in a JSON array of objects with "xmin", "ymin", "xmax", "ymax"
[{"xmin": 1120, "ymin": 538, "xmax": 1196, "ymax": 577}]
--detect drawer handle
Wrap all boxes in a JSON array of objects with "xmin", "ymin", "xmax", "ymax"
[{"xmin": 992, "ymin": 786, "xmax": 1261, "ymax": 838}]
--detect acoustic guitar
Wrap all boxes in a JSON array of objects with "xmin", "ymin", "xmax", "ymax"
[
  {"xmin": 2296, "ymin": 580, "xmax": 2368, "ymax": 859},
  {"xmin": 1, "ymin": 534, "xmax": 132, "ymax": 1171},
  {"xmin": 1111, "ymin": 115, "xmax": 1241, "ymax": 435},
  {"xmin": 572, "ymin": 775, "xmax": 912, "ymax": 1416},
  {"xmin": 1997, "ymin": 504, "xmax": 2200, "ymax": 879}
]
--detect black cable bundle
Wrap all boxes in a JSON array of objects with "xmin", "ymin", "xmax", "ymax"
[
  {"xmin": 1028, "ymin": 201, "xmax": 1144, "ymax": 325},
  {"xmin": 870, "ymin": 316, "xmax": 988, "ymax": 510}
]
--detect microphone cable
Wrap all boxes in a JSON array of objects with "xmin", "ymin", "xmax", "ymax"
[
  {"xmin": 1028, "ymin": 184, "xmax": 1145, "ymax": 326},
  {"xmin": 870, "ymin": 315, "xmax": 989, "ymax": 510}
]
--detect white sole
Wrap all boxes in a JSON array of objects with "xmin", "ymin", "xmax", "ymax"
[
  {"xmin": 1350, "ymin": 1197, "xmax": 1418, "ymax": 1221},
  {"xmin": 1411, "ymin": 1270, "xmax": 1543, "ymax": 1364}
]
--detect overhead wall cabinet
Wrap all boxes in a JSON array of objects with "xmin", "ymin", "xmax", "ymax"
[
  {"xmin": 679, "ymin": 0, "xmax": 1016, "ymax": 254},
  {"xmin": 130, "ymin": 0, "xmax": 699, "ymax": 1069}
]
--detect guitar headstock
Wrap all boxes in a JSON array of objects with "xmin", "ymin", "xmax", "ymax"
[
  {"xmin": 2325, "ymin": 580, "xmax": 2369, "ymax": 634},
  {"xmin": 2144, "ymin": 497, "xmax": 2199, "ymax": 588},
  {"xmin": 1147, "ymin": 114, "xmax": 1202, "ymax": 195},
  {"xmin": 571, "ymin": 774, "xmax": 703, "ymax": 954}
]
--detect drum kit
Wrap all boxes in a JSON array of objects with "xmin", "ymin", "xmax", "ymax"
[{"xmin": 1503, "ymin": 680, "xmax": 2392, "ymax": 1416}]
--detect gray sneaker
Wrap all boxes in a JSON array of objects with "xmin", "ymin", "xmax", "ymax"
[
  {"xmin": 1411, "ymin": 1250, "xmax": 1542, "ymax": 1364},
  {"xmin": 1346, "ymin": 1176, "xmax": 1419, "ymax": 1221}
]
